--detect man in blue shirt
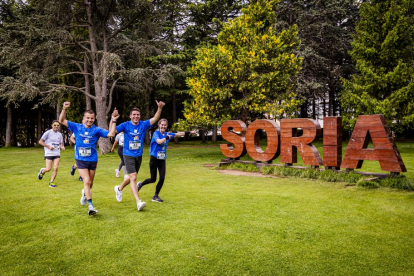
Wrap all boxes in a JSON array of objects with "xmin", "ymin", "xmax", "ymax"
[
  {"xmin": 113, "ymin": 100, "xmax": 165, "ymax": 211},
  {"xmin": 59, "ymin": 102, "xmax": 118, "ymax": 215}
]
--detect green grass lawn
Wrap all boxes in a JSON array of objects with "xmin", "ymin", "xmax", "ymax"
[{"xmin": 1, "ymin": 140, "xmax": 414, "ymax": 275}]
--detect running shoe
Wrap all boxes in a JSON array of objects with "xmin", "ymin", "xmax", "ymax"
[
  {"xmin": 152, "ymin": 195, "xmax": 164, "ymax": 203},
  {"xmin": 137, "ymin": 200, "xmax": 146, "ymax": 211},
  {"xmin": 80, "ymin": 189, "xmax": 87, "ymax": 206},
  {"xmin": 137, "ymin": 181, "xmax": 143, "ymax": 191},
  {"xmin": 115, "ymin": 169, "xmax": 120, "ymax": 178},
  {"xmin": 88, "ymin": 205, "xmax": 98, "ymax": 216},
  {"xmin": 114, "ymin": 185, "xmax": 123, "ymax": 202},
  {"xmin": 49, "ymin": 182, "xmax": 57, "ymax": 188},
  {"xmin": 70, "ymin": 165, "xmax": 76, "ymax": 176},
  {"xmin": 38, "ymin": 168, "xmax": 45, "ymax": 180},
  {"xmin": 79, "ymin": 176, "xmax": 83, "ymax": 181}
]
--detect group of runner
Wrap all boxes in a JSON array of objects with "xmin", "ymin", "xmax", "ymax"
[{"xmin": 37, "ymin": 101, "xmax": 195, "ymax": 216}]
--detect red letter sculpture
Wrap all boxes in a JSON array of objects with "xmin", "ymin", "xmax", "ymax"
[
  {"xmin": 323, "ymin": 117, "xmax": 342, "ymax": 168},
  {"xmin": 245, "ymin": 119, "xmax": 280, "ymax": 162},
  {"xmin": 341, "ymin": 115, "xmax": 406, "ymax": 172},
  {"xmin": 220, "ymin": 120, "xmax": 247, "ymax": 159},
  {"xmin": 280, "ymin": 119, "xmax": 323, "ymax": 166}
]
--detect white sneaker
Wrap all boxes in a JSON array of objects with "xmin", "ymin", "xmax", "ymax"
[
  {"xmin": 137, "ymin": 200, "xmax": 146, "ymax": 211},
  {"xmin": 80, "ymin": 189, "xmax": 87, "ymax": 206},
  {"xmin": 114, "ymin": 185, "xmax": 123, "ymax": 202},
  {"xmin": 88, "ymin": 205, "xmax": 98, "ymax": 216},
  {"xmin": 115, "ymin": 169, "xmax": 120, "ymax": 178}
]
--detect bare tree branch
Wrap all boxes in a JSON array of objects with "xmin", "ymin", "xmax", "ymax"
[
  {"xmin": 49, "ymin": 84, "xmax": 97, "ymax": 100},
  {"xmin": 60, "ymin": 72, "xmax": 93, "ymax": 77},
  {"xmin": 107, "ymin": 11, "xmax": 144, "ymax": 41},
  {"xmin": 106, "ymin": 78, "xmax": 119, "ymax": 115}
]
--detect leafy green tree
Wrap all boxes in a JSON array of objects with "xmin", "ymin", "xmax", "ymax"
[
  {"xmin": 153, "ymin": 0, "xmax": 247, "ymax": 126},
  {"xmin": 0, "ymin": 0, "xmax": 179, "ymax": 152},
  {"xmin": 183, "ymin": 0, "xmax": 302, "ymax": 129},
  {"xmin": 340, "ymin": 0, "xmax": 414, "ymax": 134},
  {"xmin": 274, "ymin": 0, "xmax": 359, "ymax": 118}
]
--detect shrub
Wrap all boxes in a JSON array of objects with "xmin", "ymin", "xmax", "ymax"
[
  {"xmin": 300, "ymin": 169, "xmax": 319, "ymax": 179},
  {"xmin": 343, "ymin": 172, "xmax": 363, "ymax": 183},
  {"xmin": 357, "ymin": 179, "xmax": 380, "ymax": 189},
  {"xmin": 261, "ymin": 166, "xmax": 275, "ymax": 175},
  {"xmin": 381, "ymin": 176, "xmax": 414, "ymax": 191},
  {"xmin": 318, "ymin": 170, "xmax": 338, "ymax": 182},
  {"xmin": 217, "ymin": 163, "xmax": 412, "ymax": 191}
]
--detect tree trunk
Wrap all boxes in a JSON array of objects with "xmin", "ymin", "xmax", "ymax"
[
  {"xmin": 212, "ymin": 126, "xmax": 218, "ymax": 142},
  {"xmin": 85, "ymin": 2, "xmax": 111, "ymax": 154},
  {"xmin": 172, "ymin": 91, "xmax": 177, "ymax": 123},
  {"xmin": 145, "ymin": 104, "xmax": 150, "ymax": 144},
  {"xmin": 86, "ymin": 95, "xmax": 92, "ymax": 110},
  {"xmin": 328, "ymin": 86, "xmax": 334, "ymax": 116},
  {"xmin": 96, "ymin": 99, "xmax": 112, "ymax": 154},
  {"xmin": 56, "ymin": 103, "xmax": 60, "ymax": 120},
  {"xmin": 172, "ymin": 91, "xmax": 179, "ymax": 144},
  {"xmin": 240, "ymin": 108, "xmax": 248, "ymax": 123},
  {"xmin": 37, "ymin": 108, "xmax": 42, "ymax": 145},
  {"xmin": 301, "ymin": 99, "xmax": 308, "ymax": 118},
  {"xmin": 31, "ymin": 116, "xmax": 36, "ymax": 146},
  {"xmin": 84, "ymin": 55, "xmax": 92, "ymax": 110},
  {"xmin": 200, "ymin": 129, "xmax": 206, "ymax": 143},
  {"xmin": 312, "ymin": 98, "xmax": 316, "ymax": 119},
  {"xmin": 12, "ymin": 111, "xmax": 17, "ymax": 146},
  {"xmin": 5, "ymin": 105, "xmax": 12, "ymax": 147}
]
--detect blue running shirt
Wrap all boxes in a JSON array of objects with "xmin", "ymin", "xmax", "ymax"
[
  {"xmin": 116, "ymin": 120, "xmax": 151, "ymax": 157},
  {"xmin": 67, "ymin": 121, "xmax": 109, "ymax": 162},
  {"xmin": 149, "ymin": 131, "xmax": 176, "ymax": 160}
]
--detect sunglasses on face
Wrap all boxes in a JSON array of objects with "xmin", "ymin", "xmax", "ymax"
[{"xmin": 53, "ymin": 124, "xmax": 60, "ymax": 127}]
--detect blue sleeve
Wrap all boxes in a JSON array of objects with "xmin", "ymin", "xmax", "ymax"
[
  {"xmin": 67, "ymin": 121, "xmax": 76, "ymax": 133},
  {"xmin": 144, "ymin": 120, "xmax": 151, "ymax": 131},
  {"xmin": 116, "ymin": 122, "xmax": 125, "ymax": 133},
  {"xmin": 153, "ymin": 131, "xmax": 162, "ymax": 141},
  {"xmin": 98, "ymin": 127, "xmax": 110, "ymax": 138},
  {"xmin": 167, "ymin": 132, "xmax": 176, "ymax": 141},
  {"xmin": 67, "ymin": 121, "xmax": 80, "ymax": 135}
]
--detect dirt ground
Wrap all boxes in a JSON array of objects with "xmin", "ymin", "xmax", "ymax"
[{"xmin": 217, "ymin": 169, "xmax": 277, "ymax": 178}]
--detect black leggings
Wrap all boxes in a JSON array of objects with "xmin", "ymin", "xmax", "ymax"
[
  {"xmin": 141, "ymin": 156, "xmax": 166, "ymax": 196},
  {"xmin": 117, "ymin": 146, "xmax": 124, "ymax": 170}
]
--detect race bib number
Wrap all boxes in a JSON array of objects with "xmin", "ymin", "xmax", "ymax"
[
  {"xmin": 52, "ymin": 143, "xmax": 60, "ymax": 149},
  {"xmin": 157, "ymin": 151, "xmax": 166, "ymax": 160},
  {"xmin": 79, "ymin": 147, "xmax": 92, "ymax": 157},
  {"xmin": 129, "ymin": 140, "xmax": 141, "ymax": 150}
]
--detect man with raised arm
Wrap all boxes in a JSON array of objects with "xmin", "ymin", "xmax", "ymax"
[
  {"xmin": 59, "ymin": 102, "xmax": 118, "ymax": 216},
  {"xmin": 112, "ymin": 101, "xmax": 165, "ymax": 211}
]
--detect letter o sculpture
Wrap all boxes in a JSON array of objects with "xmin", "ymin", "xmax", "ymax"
[{"xmin": 246, "ymin": 119, "xmax": 280, "ymax": 162}]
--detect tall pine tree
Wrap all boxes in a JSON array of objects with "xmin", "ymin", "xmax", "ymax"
[{"xmin": 340, "ymin": 0, "xmax": 414, "ymax": 135}]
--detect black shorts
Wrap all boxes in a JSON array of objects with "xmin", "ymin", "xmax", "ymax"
[
  {"xmin": 45, "ymin": 156, "xmax": 60, "ymax": 161},
  {"xmin": 76, "ymin": 160, "xmax": 98, "ymax": 170},
  {"xmin": 123, "ymin": 155, "xmax": 142, "ymax": 174}
]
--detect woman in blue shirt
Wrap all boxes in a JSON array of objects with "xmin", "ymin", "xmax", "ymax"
[{"xmin": 137, "ymin": 119, "xmax": 196, "ymax": 202}]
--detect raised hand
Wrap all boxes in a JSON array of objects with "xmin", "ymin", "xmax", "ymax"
[
  {"xmin": 112, "ymin": 107, "xmax": 120, "ymax": 120},
  {"xmin": 63, "ymin": 102, "xmax": 70, "ymax": 109},
  {"xmin": 156, "ymin": 100, "xmax": 165, "ymax": 108}
]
